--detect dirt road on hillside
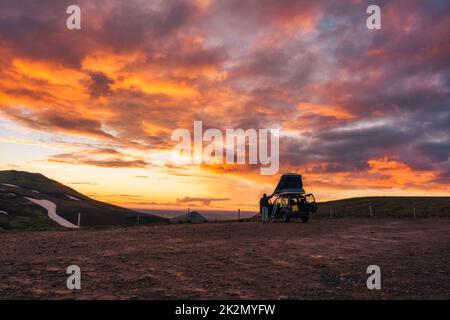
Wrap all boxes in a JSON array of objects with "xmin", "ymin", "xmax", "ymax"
[{"xmin": 0, "ymin": 218, "xmax": 449, "ymax": 299}]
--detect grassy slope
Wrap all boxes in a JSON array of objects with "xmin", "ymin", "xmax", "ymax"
[
  {"xmin": 0, "ymin": 195, "xmax": 60, "ymax": 230},
  {"xmin": 0, "ymin": 170, "xmax": 168, "ymax": 230},
  {"xmin": 0, "ymin": 171, "xmax": 88, "ymax": 199},
  {"xmin": 316, "ymin": 196, "xmax": 450, "ymax": 218}
]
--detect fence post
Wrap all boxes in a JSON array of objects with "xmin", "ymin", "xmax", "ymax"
[
  {"xmin": 413, "ymin": 207, "xmax": 416, "ymax": 219},
  {"xmin": 77, "ymin": 212, "xmax": 81, "ymax": 227},
  {"xmin": 369, "ymin": 205, "xmax": 373, "ymax": 218},
  {"xmin": 137, "ymin": 215, "xmax": 140, "ymax": 225},
  {"xmin": 330, "ymin": 207, "xmax": 333, "ymax": 219},
  {"xmin": 238, "ymin": 208, "xmax": 241, "ymax": 221}
]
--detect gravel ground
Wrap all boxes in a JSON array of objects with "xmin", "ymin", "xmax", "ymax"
[{"xmin": 0, "ymin": 218, "xmax": 449, "ymax": 299}]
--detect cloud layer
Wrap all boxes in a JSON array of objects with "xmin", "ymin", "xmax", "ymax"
[{"xmin": 0, "ymin": 0, "xmax": 449, "ymax": 204}]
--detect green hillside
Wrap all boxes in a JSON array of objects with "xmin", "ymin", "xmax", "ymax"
[
  {"xmin": 316, "ymin": 196, "xmax": 450, "ymax": 218},
  {"xmin": 0, "ymin": 170, "xmax": 168, "ymax": 230},
  {"xmin": 0, "ymin": 171, "xmax": 87, "ymax": 199}
]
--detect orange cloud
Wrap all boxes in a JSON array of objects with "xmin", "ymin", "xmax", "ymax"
[
  {"xmin": 81, "ymin": 51, "xmax": 147, "ymax": 75},
  {"xmin": 367, "ymin": 158, "xmax": 436, "ymax": 187},
  {"xmin": 298, "ymin": 102, "xmax": 356, "ymax": 120},
  {"xmin": 278, "ymin": 12, "xmax": 318, "ymax": 32},
  {"xmin": 112, "ymin": 74, "xmax": 199, "ymax": 98}
]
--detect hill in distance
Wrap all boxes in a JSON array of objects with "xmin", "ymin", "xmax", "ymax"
[
  {"xmin": 171, "ymin": 211, "xmax": 208, "ymax": 223},
  {"xmin": 316, "ymin": 196, "xmax": 450, "ymax": 218},
  {"xmin": 0, "ymin": 170, "xmax": 168, "ymax": 230}
]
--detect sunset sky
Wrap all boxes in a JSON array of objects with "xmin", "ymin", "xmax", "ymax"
[{"xmin": 0, "ymin": 0, "xmax": 449, "ymax": 211}]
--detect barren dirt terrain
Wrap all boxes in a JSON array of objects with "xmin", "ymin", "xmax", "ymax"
[{"xmin": 0, "ymin": 218, "xmax": 449, "ymax": 299}]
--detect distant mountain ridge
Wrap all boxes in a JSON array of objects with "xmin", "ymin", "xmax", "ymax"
[{"xmin": 0, "ymin": 170, "xmax": 168, "ymax": 230}]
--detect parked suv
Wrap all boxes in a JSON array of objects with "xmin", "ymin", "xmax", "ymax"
[
  {"xmin": 273, "ymin": 193, "xmax": 317, "ymax": 223},
  {"xmin": 264, "ymin": 173, "xmax": 317, "ymax": 223}
]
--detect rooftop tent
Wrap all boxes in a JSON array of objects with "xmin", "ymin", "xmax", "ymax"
[{"xmin": 273, "ymin": 173, "xmax": 305, "ymax": 195}]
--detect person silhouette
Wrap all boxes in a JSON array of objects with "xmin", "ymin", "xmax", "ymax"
[{"xmin": 260, "ymin": 193, "xmax": 272, "ymax": 222}]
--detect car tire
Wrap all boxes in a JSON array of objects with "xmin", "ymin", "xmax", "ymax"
[{"xmin": 301, "ymin": 212, "xmax": 310, "ymax": 223}]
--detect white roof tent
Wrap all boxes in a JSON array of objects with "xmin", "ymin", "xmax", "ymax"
[{"xmin": 273, "ymin": 173, "xmax": 305, "ymax": 195}]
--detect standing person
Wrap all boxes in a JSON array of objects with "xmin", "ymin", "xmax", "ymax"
[{"xmin": 260, "ymin": 193, "xmax": 271, "ymax": 223}]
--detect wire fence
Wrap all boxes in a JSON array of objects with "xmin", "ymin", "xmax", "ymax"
[{"xmin": 315, "ymin": 203, "xmax": 449, "ymax": 218}]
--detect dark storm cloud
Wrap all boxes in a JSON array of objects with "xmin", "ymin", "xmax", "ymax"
[
  {"xmin": 95, "ymin": 0, "xmax": 198, "ymax": 51},
  {"xmin": 0, "ymin": 0, "xmax": 199, "ymax": 67},
  {"xmin": 417, "ymin": 142, "xmax": 450, "ymax": 163},
  {"xmin": 279, "ymin": 125, "xmax": 403, "ymax": 173},
  {"xmin": 0, "ymin": 0, "xmax": 88, "ymax": 67},
  {"xmin": 88, "ymin": 72, "xmax": 114, "ymax": 98}
]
